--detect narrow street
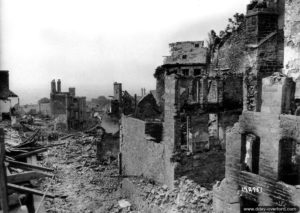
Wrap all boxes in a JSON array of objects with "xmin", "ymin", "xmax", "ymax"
[{"xmin": 40, "ymin": 134, "xmax": 136, "ymax": 213}]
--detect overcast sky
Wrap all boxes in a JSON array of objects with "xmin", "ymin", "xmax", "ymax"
[{"xmin": 1, "ymin": 0, "xmax": 248, "ymax": 104}]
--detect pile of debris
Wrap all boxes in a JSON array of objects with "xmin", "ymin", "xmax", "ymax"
[
  {"xmin": 41, "ymin": 132, "xmax": 137, "ymax": 213},
  {"xmin": 4, "ymin": 126, "xmax": 69, "ymax": 165},
  {"xmin": 0, "ymin": 117, "xmax": 70, "ymax": 213},
  {"xmin": 125, "ymin": 176, "xmax": 213, "ymax": 213}
]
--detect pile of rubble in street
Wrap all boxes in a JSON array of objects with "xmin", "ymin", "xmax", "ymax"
[
  {"xmin": 40, "ymin": 132, "xmax": 139, "ymax": 213},
  {"xmin": 1, "ymin": 115, "xmax": 214, "ymax": 213},
  {"xmin": 123, "ymin": 176, "xmax": 213, "ymax": 213}
]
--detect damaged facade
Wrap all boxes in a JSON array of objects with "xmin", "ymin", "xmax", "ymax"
[
  {"xmin": 120, "ymin": 40, "xmax": 244, "ymax": 188},
  {"xmin": 50, "ymin": 79, "xmax": 87, "ymax": 130},
  {"xmin": 213, "ymin": 0, "xmax": 300, "ymax": 212}
]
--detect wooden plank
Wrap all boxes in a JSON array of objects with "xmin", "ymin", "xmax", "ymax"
[
  {"xmin": 6, "ymin": 159, "xmax": 54, "ymax": 172},
  {"xmin": 7, "ymin": 171, "xmax": 53, "ymax": 184},
  {"xmin": 7, "ymin": 183, "xmax": 56, "ymax": 199},
  {"xmin": 14, "ymin": 148, "xmax": 48, "ymax": 160},
  {"xmin": 0, "ymin": 128, "xmax": 9, "ymax": 213}
]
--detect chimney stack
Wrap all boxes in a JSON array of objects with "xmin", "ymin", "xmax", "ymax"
[
  {"xmin": 57, "ymin": 79, "xmax": 61, "ymax": 93},
  {"xmin": 113, "ymin": 82, "xmax": 122, "ymax": 102},
  {"xmin": 51, "ymin": 79, "xmax": 56, "ymax": 93}
]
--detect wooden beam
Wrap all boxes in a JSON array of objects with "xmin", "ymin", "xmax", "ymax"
[
  {"xmin": 7, "ymin": 183, "xmax": 56, "ymax": 199},
  {"xmin": 0, "ymin": 128, "xmax": 9, "ymax": 213},
  {"xmin": 16, "ymin": 129, "xmax": 40, "ymax": 148},
  {"xmin": 59, "ymin": 134, "xmax": 75, "ymax": 140},
  {"xmin": 44, "ymin": 142, "xmax": 66, "ymax": 148},
  {"xmin": 7, "ymin": 171, "xmax": 53, "ymax": 184},
  {"xmin": 14, "ymin": 148, "xmax": 48, "ymax": 160},
  {"xmin": 6, "ymin": 159, "xmax": 54, "ymax": 172}
]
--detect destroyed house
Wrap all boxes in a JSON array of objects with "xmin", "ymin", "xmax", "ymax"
[
  {"xmin": 50, "ymin": 79, "xmax": 87, "ymax": 130},
  {"xmin": 213, "ymin": 0, "xmax": 300, "ymax": 212},
  {"xmin": 120, "ymin": 40, "xmax": 244, "ymax": 188}
]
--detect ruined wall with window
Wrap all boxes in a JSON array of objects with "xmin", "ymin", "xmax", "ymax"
[
  {"xmin": 213, "ymin": 1, "xmax": 300, "ymax": 211},
  {"xmin": 120, "ymin": 116, "xmax": 168, "ymax": 183},
  {"xmin": 214, "ymin": 72, "xmax": 300, "ymax": 212},
  {"xmin": 164, "ymin": 41, "xmax": 207, "ymax": 65}
]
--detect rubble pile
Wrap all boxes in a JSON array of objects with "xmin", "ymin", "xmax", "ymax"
[
  {"xmin": 128, "ymin": 176, "xmax": 213, "ymax": 213},
  {"xmin": 42, "ymin": 133, "xmax": 138, "ymax": 213}
]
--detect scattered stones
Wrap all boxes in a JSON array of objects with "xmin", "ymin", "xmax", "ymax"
[
  {"xmin": 127, "ymin": 176, "xmax": 213, "ymax": 213},
  {"xmin": 41, "ymin": 134, "xmax": 136, "ymax": 213}
]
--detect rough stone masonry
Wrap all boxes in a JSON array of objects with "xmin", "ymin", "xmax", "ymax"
[{"xmin": 213, "ymin": 0, "xmax": 300, "ymax": 212}]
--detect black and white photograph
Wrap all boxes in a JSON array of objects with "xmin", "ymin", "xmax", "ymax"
[{"xmin": 0, "ymin": 0, "xmax": 300, "ymax": 212}]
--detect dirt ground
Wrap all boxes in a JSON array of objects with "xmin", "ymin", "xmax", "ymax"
[{"xmin": 40, "ymin": 135, "xmax": 136, "ymax": 213}]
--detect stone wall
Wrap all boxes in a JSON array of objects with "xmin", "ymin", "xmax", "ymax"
[
  {"xmin": 212, "ymin": 24, "xmax": 246, "ymax": 74},
  {"xmin": 120, "ymin": 74, "xmax": 178, "ymax": 188},
  {"xmin": 284, "ymin": 0, "xmax": 300, "ymax": 79},
  {"xmin": 214, "ymin": 112, "xmax": 300, "ymax": 212},
  {"xmin": 121, "ymin": 116, "xmax": 173, "ymax": 185},
  {"xmin": 261, "ymin": 74, "xmax": 295, "ymax": 115}
]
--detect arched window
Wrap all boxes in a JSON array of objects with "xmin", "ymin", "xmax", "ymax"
[
  {"xmin": 241, "ymin": 133, "xmax": 260, "ymax": 174},
  {"xmin": 278, "ymin": 138, "xmax": 300, "ymax": 185}
]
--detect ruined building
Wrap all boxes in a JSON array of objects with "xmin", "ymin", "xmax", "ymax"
[
  {"xmin": 109, "ymin": 82, "xmax": 136, "ymax": 118},
  {"xmin": 156, "ymin": 41, "xmax": 244, "ymax": 151},
  {"xmin": 213, "ymin": 0, "xmax": 300, "ymax": 212},
  {"xmin": 50, "ymin": 79, "xmax": 87, "ymax": 130},
  {"xmin": 0, "ymin": 71, "xmax": 19, "ymax": 120},
  {"xmin": 120, "ymin": 40, "xmax": 244, "ymax": 188},
  {"xmin": 109, "ymin": 82, "xmax": 160, "ymax": 119}
]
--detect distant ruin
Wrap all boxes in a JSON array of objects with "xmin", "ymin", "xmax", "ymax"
[{"xmin": 50, "ymin": 79, "xmax": 87, "ymax": 130}]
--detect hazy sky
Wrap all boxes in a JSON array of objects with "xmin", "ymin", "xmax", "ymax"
[{"xmin": 1, "ymin": 0, "xmax": 248, "ymax": 104}]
